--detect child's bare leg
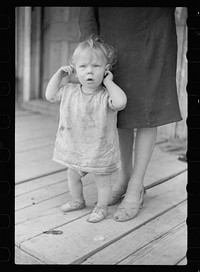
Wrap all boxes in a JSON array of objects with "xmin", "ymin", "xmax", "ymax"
[
  {"xmin": 95, "ymin": 174, "xmax": 112, "ymax": 208},
  {"xmin": 87, "ymin": 174, "xmax": 111, "ymax": 222},
  {"xmin": 67, "ymin": 168, "xmax": 84, "ymax": 203}
]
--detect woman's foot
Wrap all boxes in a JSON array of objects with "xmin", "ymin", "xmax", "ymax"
[
  {"xmin": 87, "ymin": 206, "xmax": 108, "ymax": 223},
  {"xmin": 113, "ymin": 187, "xmax": 146, "ymax": 222},
  {"xmin": 61, "ymin": 200, "xmax": 86, "ymax": 212},
  {"xmin": 108, "ymin": 187, "xmax": 127, "ymax": 206},
  {"xmin": 108, "ymin": 175, "xmax": 130, "ymax": 206}
]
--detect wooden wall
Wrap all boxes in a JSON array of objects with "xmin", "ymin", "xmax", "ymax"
[
  {"xmin": 41, "ymin": 7, "xmax": 80, "ymax": 98},
  {"xmin": 175, "ymin": 7, "xmax": 187, "ymax": 140},
  {"xmin": 16, "ymin": 7, "xmax": 31, "ymax": 103}
]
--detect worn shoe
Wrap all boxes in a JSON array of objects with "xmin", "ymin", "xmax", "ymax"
[
  {"xmin": 61, "ymin": 200, "xmax": 86, "ymax": 212},
  {"xmin": 87, "ymin": 206, "xmax": 108, "ymax": 223},
  {"xmin": 113, "ymin": 187, "xmax": 146, "ymax": 222}
]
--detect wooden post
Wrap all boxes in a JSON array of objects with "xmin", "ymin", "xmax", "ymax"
[
  {"xmin": 15, "ymin": 7, "xmax": 24, "ymax": 105},
  {"xmin": 23, "ymin": 7, "xmax": 31, "ymax": 101},
  {"xmin": 174, "ymin": 8, "xmax": 187, "ymax": 139},
  {"xmin": 30, "ymin": 7, "xmax": 42, "ymax": 99}
]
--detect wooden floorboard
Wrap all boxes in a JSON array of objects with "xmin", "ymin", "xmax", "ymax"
[
  {"xmin": 15, "ymin": 138, "xmax": 187, "ymax": 184},
  {"xmin": 15, "ymin": 134, "xmax": 55, "ymax": 153},
  {"xmin": 15, "ymin": 108, "xmax": 38, "ymax": 117},
  {"xmin": 15, "ymin": 246, "xmax": 45, "ymax": 264},
  {"xmin": 118, "ymin": 222, "xmax": 186, "ymax": 265},
  {"xmin": 15, "ymin": 107, "xmax": 187, "ymax": 265},
  {"xmin": 83, "ymin": 201, "xmax": 186, "ymax": 265},
  {"xmin": 20, "ymin": 99, "xmax": 59, "ymax": 117},
  {"xmin": 16, "ymin": 146, "xmax": 54, "ymax": 165},
  {"xmin": 15, "ymin": 106, "xmax": 186, "ymax": 184},
  {"xmin": 177, "ymin": 257, "xmax": 187, "ymax": 265},
  {"xmin": 15, "ymin": 115, "xmax": 57, "ymax": 141},
  {"xmin": 15, "ymin": 111, "xmax": 60, "ymax": 183},
  {"xmin": 15, "ymin": 159, "xmax": 65, "ymax": 184},
  {"xmin": 15, "ymin": 146, "xmax": 186, "ymax": 210},
  {"xmin": 16, "ymin": 171, "xmax": 187, "ymax": 264},
  {"xmin": 15, "ymin": 173, "xmax": 93, "ymax": 211},
  {"xmin": 15, "ymin": 170, "xmax": 69, "ymax": 197},
  {"xmin": 15, "ymin": 151, "xmax": 186, "ymax": 224},
  {"xmin": 15, "ymin": 124, "xmax": 57, "ymax": 143}
]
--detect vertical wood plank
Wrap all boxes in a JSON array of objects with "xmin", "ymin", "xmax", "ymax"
[
  {"xmin": 23, "ymin": 7, "xmax": 32, "ymax": 101},
  {"xmin": 40, "ymin": 7, "xmax": 80, "ymax": 98},
  {"xmin": 175, "ymin": 8, "xmax": 187, "ymax": 139},
  {"xmin": 30, "ymin": 7, "xmax": 42, "ymax": 99},
  {"xmin": 16, "ymin": 7, "xmax": 25, "ymax": 105}
]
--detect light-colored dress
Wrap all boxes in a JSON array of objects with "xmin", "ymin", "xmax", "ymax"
[{"xmin": 51, "ymin": 83, "xmax": 123, "ymax": 175}]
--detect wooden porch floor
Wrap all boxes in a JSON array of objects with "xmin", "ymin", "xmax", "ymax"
[{"xmin": 15, "ymin": 104, "xmax": 187, "ymax": 265}]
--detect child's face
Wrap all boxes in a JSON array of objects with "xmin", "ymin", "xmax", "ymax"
[{"xmin": 75, "ymin": 49, "xmax": 108, "ymax": 92}]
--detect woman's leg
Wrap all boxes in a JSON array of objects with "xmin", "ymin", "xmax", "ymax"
[
  {"xmin": 124, "ymin": 127, "xmax": 157, "ymax": 201},
  {"xmin": 67, "ymin": 168, "xmax": 85, "ymax": 203},
  {"xmin": 110, "ymin": 128, "xmax": 134, "ymax": 195},
  {"xmin": 114, "ymin": 127, "xmax": 157, "ymax": 221},
  {"xmin": 113, "ymin": 127, "xmax": 157, "ymax": 198},
  {"xmin": 113, "ymin": 127, "xmax": 157, "ymax": 221}
]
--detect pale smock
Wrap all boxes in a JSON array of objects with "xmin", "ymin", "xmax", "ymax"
[{"xmin": 51, "ymin": 83, "xmax": 123, "ymax": 175}]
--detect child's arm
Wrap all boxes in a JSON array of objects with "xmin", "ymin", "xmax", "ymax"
[
  {"xmin": 103, "ymin": 71, "xmax": 127, "ymax": 110},
  {"xmin": 45, "ymin": 65, "xmax": 73, "ymax": 101}
]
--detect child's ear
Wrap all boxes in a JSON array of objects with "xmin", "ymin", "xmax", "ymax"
[
  {"xmin": 74, "ymin": 70, "xmax": 78, "ymax": 78},
  {"xmin": 70, "ymin": 65, "xmax": 77, "ymax": 77},
  {"xmin": 69, "ymin": 65, "xmax": 75, "ymax": 73},
  {"xmin": 105, "ymin": 64, "xmax": 111, "ymax": 71}
]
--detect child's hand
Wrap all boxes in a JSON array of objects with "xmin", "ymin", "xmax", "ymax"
[
  {"xmin": 103, "ymin": 70, "xmax": 113, "ymax": 85},
  {"xmin": 58, "ymin": 65, "xmax": 74, "ymax": 78}
]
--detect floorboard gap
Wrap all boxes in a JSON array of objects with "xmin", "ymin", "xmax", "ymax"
[
  {"xmin": 73, "ymin": 200, "xmax": 187, "ymax": 264},
  {"xmin": 15, "ymin": 168, "xmax": 67, "ymax": 185},
  {"xmin": 145, "ymin": 169, "xmax": 187, "ymax": 190}
]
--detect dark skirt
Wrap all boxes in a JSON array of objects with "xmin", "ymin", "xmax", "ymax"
[{"xmin": 79, "ymin": 7, "xmax": 182, "ymax": 128}]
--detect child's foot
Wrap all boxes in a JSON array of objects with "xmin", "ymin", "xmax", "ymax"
[
  {"xmin": 87, "ymin": 206, "xmax": 108, "ymax": 223},
  {"xmin": 61, "ymin": 200, "xmax": 86, "ymax": 212}
]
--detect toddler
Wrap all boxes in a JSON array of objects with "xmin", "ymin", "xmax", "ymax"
[{"xmin": 45, "ymin": 37, "xmax": 127, "ymax": 223}]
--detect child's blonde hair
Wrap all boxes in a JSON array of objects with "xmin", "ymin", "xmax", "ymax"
[{"xmin": 70, "ymin": 36, "xmax": 117, "ymax": 70}]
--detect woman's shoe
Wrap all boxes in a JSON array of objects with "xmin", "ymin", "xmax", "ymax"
[
  {"xmin": 87, "ymin": 206, "xmax": 108, "ymax": 223},
  {"xmin": 108, "ymin": 188, "xmax": 127, "ymax": 206},
  {"xmin": 61, "ymin": 200, "xmax": 86, "ymax": 212},
  {"xmin": 113, "ymin": 187, "xmax": 146, "ymax": 222}
]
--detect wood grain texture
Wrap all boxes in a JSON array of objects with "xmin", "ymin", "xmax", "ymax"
[
  {"xmin": 15, "ymin": 107, "xmax": 187, "ymax": 264},
  {"xmin": 83, "ymin": 201, "xmax": 186, "ymax": 264},
  {"xmin": 16, "ymin": 172, "xmax": 186, "ymax": 264},
  {"xmin": 119, "ymin": 223, "xmax": 186, "ymax": 265}
]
